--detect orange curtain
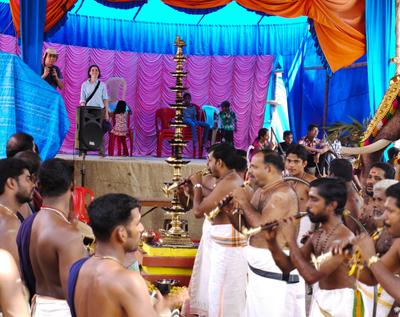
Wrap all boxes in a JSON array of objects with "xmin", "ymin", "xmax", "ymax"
[
  {"xmin": 162, "ymin": 0, "xmax": 366, "ymax": 72},
  {"xmin": 10, "ymin": 0, "xmax": 78, "ymax": 37}
]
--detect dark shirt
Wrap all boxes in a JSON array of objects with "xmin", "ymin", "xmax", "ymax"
[
  {"xmin": 67, "ymin": 257, "xmax": 90, "ymax": 317},
  {"xmin": 183, "ymin": 104, "xmax": 197, "ymax": 121},
  {"xmin": 16, "ymin": 213, "xmax": 39, "ymax": 302},
  {"xmin": 278, "ymin": 142, "xmax": 294, "ymax": 156},
  {"xmin": 41, "ymin": 64, "xmax": 62, "ymax": 89}
]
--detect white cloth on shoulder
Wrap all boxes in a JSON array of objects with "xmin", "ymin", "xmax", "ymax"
[
  {"xmin": 245, "ymin": 245, "xmax": 305, "ymax": 317},
  {"xmin": 188, "ymin": 218, "xmax": 212, "ymax": 316},
  {"xmin": 357, "ymin": 282, "xmax": 394, "ymax": 317},
  {"xmin": 309, "ymin": 284, "xmax": 365, "ymax": 317},
  {"xmin": 208, "ymin": 224, "xmax": 247, "ymax": 317},
  {"xmin": 31, "ymin": 295, "xmax": 71, "ymax": 317}
]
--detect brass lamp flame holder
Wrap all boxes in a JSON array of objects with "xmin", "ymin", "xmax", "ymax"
[{"xmin": 160, "ymin": 35, "xmax": 193, "ymax": 247}]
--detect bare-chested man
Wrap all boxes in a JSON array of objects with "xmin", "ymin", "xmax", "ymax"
[
  {"xmin": 355, "ymin": 179, "xmax": 398, "ymax": 317},
  {"xmin": 189, "ymin": 143, "xmax": 246, "ymax": 317},
  {"xmin": 68, "ymin": 193, "xmax": 181, "ymax": 317},
  {"xmin": 352, "ymin": 182, "xmax": 400, "ymax": 317},
  {"xmin": 285, "ymin": 144, "xmax": 316, "ymax": 243},
  {"xmin": 0, "ymin": 158, "xmax": 34, "ymax": 265},
  {"xmin": 0, "ymin": 249, "xmax": 30, "ymax": 317},
  {"xmin": 17, "ymin": 158, "xmax": 86, "ymax": 316},
  {"xmin": 14, "ymin": 150, "xmax": 42, "ymax": 216},
  {"xmin": 186, "ymin": 148, "xmax": 246, "ymax": 316},
  {"xmin": 230, "ymin": 150, "xmax": 300, "ymax": 317},
  {"xmin": 360, "ymin": 163, "xmax": 395, "ymax": 234},
  {"xmin": 330, "ymin": 158, "xmax": 363, "ymax": 234},
  {"xmin": 266, "ymin": 178, "xmax": 359, "ymax": 316}
]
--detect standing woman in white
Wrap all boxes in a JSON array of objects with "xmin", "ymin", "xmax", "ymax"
[{"xmin": 79, "ymin": 65, "xmax": 109, "ymax": 156}]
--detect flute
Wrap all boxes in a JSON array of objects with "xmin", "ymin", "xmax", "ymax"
[
  {"xmin": 240, "ymin": 212, "xmax": 308, "ymax": 237},
  {"xmin": 205, "ymin": 180, "xmax": 250, "ymax": 222},
  {"xmin": 312, "ymin": 228, "xmax": 384, "ymax": 271},
  {"xmin": 162, "ymin": 168, "xmax": 211, "ymax": 196}
]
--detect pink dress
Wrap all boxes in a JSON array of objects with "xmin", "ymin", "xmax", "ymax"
[{"xmin": 111, "ymin": 113, "xmax": 128, "ymax": 136}]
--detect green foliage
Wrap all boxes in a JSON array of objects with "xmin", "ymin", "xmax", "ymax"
[{"xmin": 326, "ymin": 116, "xmax": 369, "ymax": 145}]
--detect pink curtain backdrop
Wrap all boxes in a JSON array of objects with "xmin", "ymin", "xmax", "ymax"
[{"xmin": 0, "ymin": 34, "xmax": 273, "ymax": 156}]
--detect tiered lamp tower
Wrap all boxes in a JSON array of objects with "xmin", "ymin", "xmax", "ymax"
[{"xmin": 161, "ymin": 36, "xmax": 193, "ymax": 247}]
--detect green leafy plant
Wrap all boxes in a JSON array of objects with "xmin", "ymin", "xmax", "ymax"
[{"xmin": 325, "ymin": 116, "xmax": 369, "ymax": 146}]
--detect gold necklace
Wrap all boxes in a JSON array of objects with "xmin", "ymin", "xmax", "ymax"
[
  {"xmin": 0, "ymin": 203, "xmax": 18, "ymax": 219},
  {"xmin": 94, "ymin": 254, "xmax": 123, "ymax": 266},
  {"xmin": 41, "ymin": 206, "xmax": 70, "ymax": 224}
]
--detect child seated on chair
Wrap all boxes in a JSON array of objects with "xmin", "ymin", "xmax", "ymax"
[
  {"xmin": 218, "ymin": 100, "xmax": 236, "ymax": 145},
  {"xmin": 111, "ymin": 100, "xmax": 129, "ymax": 156}
]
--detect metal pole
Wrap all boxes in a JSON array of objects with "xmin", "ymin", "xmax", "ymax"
[
  {"xmin": 396, "ymin": 0, "xmax": 400, "ymax": 75},
  {"xmin": 323, "ymin": 72, "xmax": 330, "ymax": 132}
]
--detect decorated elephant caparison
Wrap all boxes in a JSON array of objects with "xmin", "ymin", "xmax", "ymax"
[{"xmin": 339, "ymin": 75, "xmax": 400, "ymax": 182}]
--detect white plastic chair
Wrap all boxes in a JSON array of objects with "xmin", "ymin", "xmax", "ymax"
[{"xmin": 106, "ymin": 77, "xmax": 127, "ymax": 112}]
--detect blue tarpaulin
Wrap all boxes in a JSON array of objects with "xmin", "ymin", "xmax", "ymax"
[{"xmin": 0, "ymin": 51, "xmax": 69, "ymax": 159}]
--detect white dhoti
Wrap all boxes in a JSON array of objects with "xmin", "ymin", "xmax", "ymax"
[
  {"xmin": 31, "ymin": 295, "xmax": 71, "ymax": 317},
  {"xmin": 208, "ymin": 224, "xmax": 247, "ymax": 317},
  {"xmin": 357, "ymin": 282, "xmax": 394, "ymax": 317},
  {"xmin": 188, "ymin": 218, "xmax": 212, "ymax": 316},
  {"xmin": 245, "ymin": 245, "xmax": 305, "ymax": 317},
  {"xmin": 309, "ymin": 284, "xmax": 366, "ymax": 317}
]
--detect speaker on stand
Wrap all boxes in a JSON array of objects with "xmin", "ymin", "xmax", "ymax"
[{"xmin": 75, "ymin": 106, "xmax": 104, "ymax": 186}]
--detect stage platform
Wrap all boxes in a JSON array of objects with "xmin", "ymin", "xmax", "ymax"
[{"xmin": 57, "ymin": 154, "xmax": 206, "ymax": 240}]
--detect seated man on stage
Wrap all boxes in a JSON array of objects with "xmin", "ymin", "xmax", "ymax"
[
  {"xmin": 188, "ymin": 143, "xmax": 247, "ymax": 317},
  {"xmin": 68, "ymin": 193, "xmax": 183, "ymax": 317},
  {"xmin": 265, "ymin": 178, "xmax": 359, "ymax": 317},
  {"xmin": 230, "ymin": 150, "xmax": 302, "ymax": 317},
  {"xmin": 17, "ymin": 159, "xmax": 86, "ymax": 316},
  {"xmin": 298, "ymin": 124, "xmax": 329, "ymax": 176},
  {"xmin": 182, "ymin": 92, "xmax": 210, "ymax": 151}
]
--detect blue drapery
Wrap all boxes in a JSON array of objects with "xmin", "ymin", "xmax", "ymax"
[
  {"xmin": 0, "ymin": 51, "xmax": 69, "ymax": 159},
  {"xmin": 19, "ymin": 0, "xmax": 46, "ymax": 74},
  {"xmin": 44, "ymin": 13, "xmax": 308, "ymax": 56},
  {"xmin": 366, "ymin": 0, "xmax": 396, "ymax": 114},
  {"xmin": 285, "ymin": 33, "xmax": 369, "ymax": 140}
]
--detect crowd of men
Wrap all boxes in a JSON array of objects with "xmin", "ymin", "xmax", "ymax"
[
  {"xmin": 2, "ymin": 130, "xmax": 400, "ymax": 317},
  {"xmin": 184, "ymin": 141, "xmax": 400, "ymax": 317}
]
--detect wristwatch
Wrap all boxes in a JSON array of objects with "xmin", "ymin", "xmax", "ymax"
[
  {"xmin": 193, "ymin": 183, "xmax": 203, "ymax": 189},
  {"xmin": 367, "ymin": 255, "xmax": 379, "ymax": 268}
]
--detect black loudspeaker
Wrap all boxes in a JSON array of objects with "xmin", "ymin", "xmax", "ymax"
[{"xmin": 76, "ymin": 106, "xmax": 103, "ymax": 151}]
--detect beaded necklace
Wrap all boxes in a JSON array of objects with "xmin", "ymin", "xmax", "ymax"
[{"xmin": 314, "ymin": 222, "xmax": 341, "ymax": 255}]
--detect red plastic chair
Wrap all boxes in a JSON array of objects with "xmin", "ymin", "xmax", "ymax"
[
  {"xmin": 108, "ymin": 108, "xmax": 134, "ymax": 156},
  {"xmin": 155, "ymin": 106, "xmax": 202, "ymax": 158},
  {"xmin": 71, "ymin": 186, "xmax": 95, "ymax": 224}
]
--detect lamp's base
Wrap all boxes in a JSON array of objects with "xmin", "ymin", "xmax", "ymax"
[{"xmin": 160, "ymin": 232, "xmax": 194, "ymax": 248}]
